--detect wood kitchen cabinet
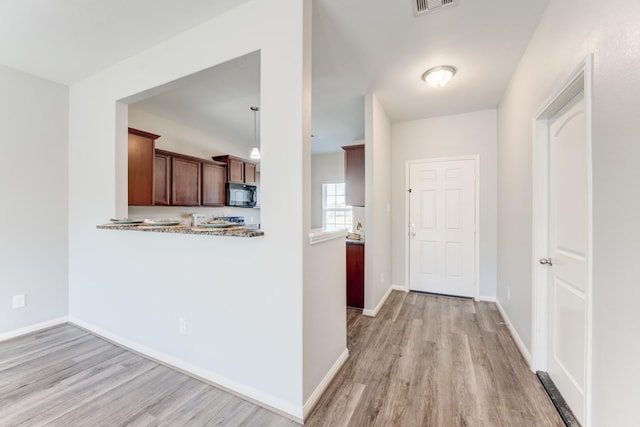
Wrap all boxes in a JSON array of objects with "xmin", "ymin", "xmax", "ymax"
[
  {"xmin": 346, "ymin": 241, "xmax": 365, "ymax": 309},
  {"xmin": 128, "ymin": 128, "xmax": 160, "ymax": 205},
  {"xmin": 153, "ymin": 150, "xmax": 171, "ymax": 206},
  {"xmin": 244, "ymin": 162, "xmax": 257, "ymax": 184},
  {"xmin": 343, "ymin": 144, "xmax": 365, "ymax": 207},
  {"xmin": 171, "ymin": 155, "xmax": 201, "ymax": 206},
  {"xmin": 229, "ymin": 157, "xmax": 245, "ymax": 183},
  {"xmin": 128, "ymin": 128, "xmax": 241, "ymax": 207},
  {"xmin": 201, "ymin": 160, "xmax": 227, "ymax": 207},
  {"xmin": 212, "ymin": 155, "xmax": 257, "ymax": 184}
]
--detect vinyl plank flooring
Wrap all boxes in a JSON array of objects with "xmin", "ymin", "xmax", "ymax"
[
  {"xmin": 1, "ymin": 292, "xmax": 563, "ymax": 427},
  {"xmin": 0, "ymin": 325, "xmax": 298, "ymax": 427},
  {"xmin": 306, "ymin": 291, "xmax": 564, "ymax": 427}
]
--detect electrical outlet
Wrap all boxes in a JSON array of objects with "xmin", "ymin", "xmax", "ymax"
[
  {"xmin": 13, "ymin": 294, "xmax": 25, "ymax": 309},
  {"xmin": 507, "ymin": 287, "xmax": 511, "ymax": 300},
  {"xmin": 179, "ymin": 317, "xmax": 187, "ymax": 335}
]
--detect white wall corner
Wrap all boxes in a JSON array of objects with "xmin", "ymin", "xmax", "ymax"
[
  {"xmin": 0, "ymin": 317, "xmax": 68, "ymax": 342},
  {"xmin": 363, "ymin": 284, "xmax": 393, "ymax": 317},
  {"xmin": 494, "ymin": 299, "xmax": 532, "ymax": 369},
  {"xmin": 302, "ymin": 348, "xmax": 349, "ymax": 419},
  {"xmin": 68, "ymin": 317, "xmax": 304, "ymax": 423}
]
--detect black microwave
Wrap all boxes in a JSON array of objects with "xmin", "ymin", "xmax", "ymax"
[{"xmin": 227, "ymin": 183, "xmax": 257, "ymax": 208}]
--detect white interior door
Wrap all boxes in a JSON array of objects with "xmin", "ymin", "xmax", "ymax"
[
  {"xmin": 546, "ymin": 90, "xmax": 587, "ymax": 424},
  {"xmin": 409, "ymin": 159, "xmax": 476, "ymax": 297}
]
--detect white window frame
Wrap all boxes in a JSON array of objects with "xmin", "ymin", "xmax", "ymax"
[{"xmin": 321, "ymin": 181, "xmax": 353, "ymax": 231}]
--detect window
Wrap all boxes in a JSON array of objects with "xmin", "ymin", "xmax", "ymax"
[{"xmin": 322, "ymin": 182, "xmax": 353, "ymax": 230}]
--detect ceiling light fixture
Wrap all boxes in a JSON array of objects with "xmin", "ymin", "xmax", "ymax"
[
  {"xmin": 249, "ymin": 106, "xmax": 260, "ymax": 160},
  {"xmin": 422, "ymin": 65, "xmax": 457, "ymax": 88}
]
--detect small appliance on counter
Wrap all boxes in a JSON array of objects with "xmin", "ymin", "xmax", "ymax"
[
  {"xmin": 191, "ymin": 213, "xmax": 208, "ymax": 227},
  {"xmin": 214, "ymin": 216, "xmax": 245, "ymax": 226}
]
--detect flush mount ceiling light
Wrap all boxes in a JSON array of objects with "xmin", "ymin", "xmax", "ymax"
[
  {"xmin": 249, "ymin": 106, "xmax": 260, "ymax": 160},
  {"xmin": 422, "ymin": 65, "xmax": 457, "ymax": 88}
]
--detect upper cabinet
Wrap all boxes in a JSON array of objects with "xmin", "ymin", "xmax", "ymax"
[
  {"xmin": 201, "ymin": 161, "xmax": 227, "ymax": 207},
  {"xmin": 128, "ymin": 128, "xmax": 227, "ymax": 207},
  {"xmin": 343, "ymin": 144, "xmax": 365, "ymax": 207},
  {"xmin": 171, "ymin": 155, "xmax": 201, "ymax": 206},
  {"xmin": 128, "ymin": 128, "xmax": 160, "ymax": 205},
  {"xmin": 153, "ymin": 150, "xmax": 171, "ymax": 206},
  {"xmin": 212, "ymin": 155, "xmax": 258, "ymax": 184},
  {"xmin": 244, "ymin": 162, "xmax": 257, "ymax": 184},
  {"xmin": 228, "ymin": 157, "xmax": 245, "ymax": 183}
]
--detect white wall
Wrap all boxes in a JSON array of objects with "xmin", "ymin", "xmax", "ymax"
[
  {"xmin": 67, "ymin": 0, "xmax": 318, "ymax": 420},
  {"xmin": 128, "ymin": 108, "xmax": 260, "ymax": 226},
  {"xmin": 303, "ymin": 237, "xmax": 346, "ymax": 407},
  {"xmin": 391, "ymin": 109, "xmax": 498, "ymax": 298},
  {"xmin": 302, "ymin": 0, "xmax": 347, "ymax": 412},
  {"xmin": 310, "ymin": 152, "xmax": 344, "ymax": 228},
  {"xmin": 0, "ymin": 65, "xmax": 68, "ymax": 338},
  {"xmin": 497, "ymin": 0, "xmax": 640, "ymax": 424},
  {"xmin": 364, "ymin": 94, "xmax": 392, "ymax": 311},
  {"xmin": 129, "ymin": 107, "xmax": 255, "ymax": 161}
]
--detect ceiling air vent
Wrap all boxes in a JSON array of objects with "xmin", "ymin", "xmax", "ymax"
[{"xmin": 415, "ymin": 0, "xmax": 459, "ymax": 15}]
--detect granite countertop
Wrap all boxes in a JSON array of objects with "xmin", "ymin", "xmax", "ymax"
[
  {"xmin": 96, "ymin": 223, "xmax": 264, "ymax": 238},
  {"xmin": 308, "ymin": 227, "xmax": 349, "ymax": 245},
  {"xmin": 346, "ymin": 238, "xmax": 365, "ymax": 245}
]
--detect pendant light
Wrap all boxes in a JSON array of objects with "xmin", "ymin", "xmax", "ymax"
[{"xmin": 249, "ymin": 106, "xmax": 260, "ymax": 160}]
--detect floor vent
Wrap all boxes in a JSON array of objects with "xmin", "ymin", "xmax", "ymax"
[
  {"xmin": 536, "ymin": 371, "xmax": 582, "ymax": 427},
  {"xmin": 415, "ymin": 0, "xmax": 459, "ymax": 15}
]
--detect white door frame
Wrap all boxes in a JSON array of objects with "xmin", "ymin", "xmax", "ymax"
[
  {"xmin": 404, "ymin": 155, "xmax": 480, "ymax": 300},
  {"xmin": 531, "ymin": 54, "xmax": 593, "ymax": 426}
]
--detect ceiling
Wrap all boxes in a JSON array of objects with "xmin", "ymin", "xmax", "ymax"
[
  {"xmin": 130, "ymin": 51, "xmax": 261, "ymax": 152},
  {"xmin": 0, "ymin": 0, "xmax": 249, "ymax": 84},
  {"xmin": 0, "ymin": 0, "xmax": 549, "ymax": 154}
]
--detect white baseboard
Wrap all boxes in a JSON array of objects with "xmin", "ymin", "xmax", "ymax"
[
  {"xmin": 363, "ymin": 285, "xmax": 393, "ymax": 317},
  {"xmin": 303, "ymin": 348, "xmax": 349, "ymax": 419},
  {"xmin": 68, "ymin": 316, "xmax": 303, "ymax": 423},
  {"xmin": 362, "ymin": 285, "xmax": 409, "ymax": 317},
  {"xmin": 494, "ymin": 299, "xmax": 531, "ymax": 366},
  {"xmin": 0, "ymin": 316, "xmax": 68, "ymax": 342},
  {"xmin": 391, "ymin": 284, "xmax": 409, "ymax": 292},
  {"xmin": 479, "ymin": 295, "xmax": 497, "ymax": 302}
]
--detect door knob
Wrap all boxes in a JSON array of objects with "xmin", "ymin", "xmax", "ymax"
[{"xmin": 539, "ymin": 257, "xmax": 553, "ymax": 266}]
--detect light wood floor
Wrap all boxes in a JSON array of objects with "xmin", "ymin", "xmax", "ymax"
[
  {"xmin": 0, "ymin": 325, "xmax": 297, "ymax": 427},
  {"xmin": 0, "ymin": 291, "xmax": 563, "ymax": 426},
  {"xmin": 305, "ymin": 291, "xmax": 564, "ymax": 426}
]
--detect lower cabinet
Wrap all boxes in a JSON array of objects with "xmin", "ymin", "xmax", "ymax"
[{"xmin": 346, "ymin": 242, "xmax": 365, "ymax": 309}]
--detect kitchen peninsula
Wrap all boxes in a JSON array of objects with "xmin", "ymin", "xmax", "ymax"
[
  {"xmin": 97, "ymin": 222, "xmax": 263, "ymax": 237},
  {"xmin": 116, "ymin": 127, "xmax": 263, "ymax": 237}
]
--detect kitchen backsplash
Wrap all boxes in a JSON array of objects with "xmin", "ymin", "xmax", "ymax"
[
  {"xmin": 352, "ymin": 206, "xmax": 365, "ymax": 235},
  {"xmin": 128, "ymin": 206, "xmax": 260, "ymax": 227}
]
